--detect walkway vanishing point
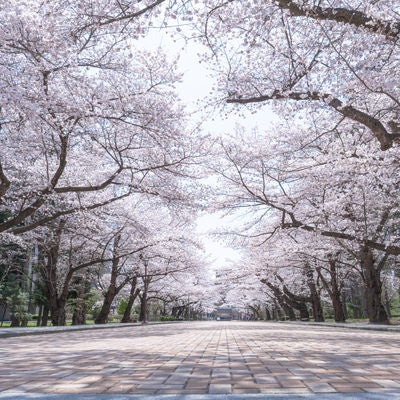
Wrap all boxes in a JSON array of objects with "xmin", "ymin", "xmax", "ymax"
[{"xmin": 1, "ymin": 321, "xmax": 400, "ymax": 400}]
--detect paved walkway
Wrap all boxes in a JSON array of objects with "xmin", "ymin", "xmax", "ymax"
[{"xmin": 0, "ymin": 321, "xmax": 400, "ymax": 398}]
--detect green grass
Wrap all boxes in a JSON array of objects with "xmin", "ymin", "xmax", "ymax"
[
  {"xmin": 0, "ymin": 318, "xmax": 127, "ymax": 328},
  {"xmin": 0, "ymin": 320, "xmax": 92, "ymax": 328},
  {"xmin": 0, "ymin": 321, "xmax": 50, "ymax": 328}
]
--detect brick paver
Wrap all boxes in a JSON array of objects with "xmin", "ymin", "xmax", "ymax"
[{"xmin": 0, "ymin": 321, "xmax": 400, "ymax": 395}]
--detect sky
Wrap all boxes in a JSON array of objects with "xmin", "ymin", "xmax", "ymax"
[{"xmin": 142, "ymin": 27, "xmax": 277, "ymax": 271}]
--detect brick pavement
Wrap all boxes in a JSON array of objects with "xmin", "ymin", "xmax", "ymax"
[{"xmin": 0, "ymin": 321, "xmax": 400, "ymax": 396}]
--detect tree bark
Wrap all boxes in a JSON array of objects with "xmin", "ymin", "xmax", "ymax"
[
  {"xmin": 317, "ymin": 262, "xmax": 346, "ymax": 323},
  {"xmin": 94, "ymin": 261, "xmax": 125, "ymax": 324},
  {"xmin": 261, "ymin": 279, "xmax": 298, "ymax": 320},
  {"xmin": 71, "ymin": 278, "xmax": 88, "ymax": 325},
  {"xmin": 139, "ymin": 275, "xmax": 151, "ymax": 323},
  {"xmin": 360, "ymin": 246, "xmax": 389, "ymax": 324},
  {"xmin": 274, "ymin": 0, "xmax": 400, "ymax": 39},
  {"xmin": 72, "ymin": 299, "xmax": 86, "ymax": 325},
  {"xmin": 39, "ymin": 220, "xmax": 69, "ymax": 326},
  {"xmin": 305, "ymin": 264, "xmax": 324, "ymax": 322},
  {"xmin": 329, "ymin": 262, "xmax": 346, "ymax": 323},
  {"xmin": 41, "ymin": 305, "xmax": 49, "ymax": 326},
  {"xmin": 95, "ymin": 285, "xmax": 116, "ymax": 324},
  {"xmin": 139, "ymin": 290, "xmax": 148, "ymax": 322},
  {"xmin": 121, "ymin": 276, "xmax": 140, "ymax": 323}
]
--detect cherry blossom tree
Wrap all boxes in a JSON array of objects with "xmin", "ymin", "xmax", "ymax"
[
  {"xmin": 0, "ymin": 0, "xmax": 198, "ymax": 237},
  {"xmin": 135, "ymin": 231, "xmax": 205, "ymax": 323},
  {"xmin": 34, "ymin": 213, "xmax": 147, "ymax": 326},
  {"xmin": 198, "ymin": 0, "xmax": 399, "ymax": 151},
  {"xmin": 211, "ymin": 123, "xmax": 400, "ymax": 323}
]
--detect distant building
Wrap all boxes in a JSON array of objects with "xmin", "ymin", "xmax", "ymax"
[{"xmin": 214, "ymin": 305, "xmax": 241, "ymax": 320}]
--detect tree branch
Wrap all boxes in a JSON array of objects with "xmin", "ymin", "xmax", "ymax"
[
  {"xmin": 80, "ymin": 0, "xmax": 166, "ymax": 31},
  {"xmin": 10, "ymin": 191, "xmax": 131, "ymax": 235},
  {"xmin": 275, "ymin": 0, "xmax": 400, "ymax": 39},
  {"xmin": 282, "ymin": 220, "xmax": 400, "ymax": 255},
  {"xmin": 227, "ymin": 91, "xmax": 399, "ymax": 150}
]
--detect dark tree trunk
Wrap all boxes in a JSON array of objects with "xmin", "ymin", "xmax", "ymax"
[
  {"xmin": 324, "ymin": 260, "xmax": 347, "ymax": 323},
  {"xmin": 39, "ymin": 220, "xmax": 69, "ymax": 326},
  {"xmin": 71, "ymin": 277, "xmax": 89, "ymax": 325},
  {"xmin": 139, "ymin": 291, "xmax": 148, "ymax": 322},
  {"xmin": 261, "ymin": 279, "xmax": 298, "ymax": 320},
  {"xmin": 265, "ymin": 307, "xmax": 272, "ymax": 321},
  {"xmin": 121, "ymin": 277, "xmax": 140, "ymax": 323},
  {"xmin": 51, "ymin": 303, "xmax": 67, "ymax": 326},
  {"xmin": 94, "ymin": 262, "xmax": 124, "ymax": 325},
  {"xmin": 276, "ymin": 275, "xmax": 313, "ymax": 320},
  {"xmin": 305, "ymin": 264, "xmax": 324, "ymax": 322},
  {"xmin": 41, "ymin": 305, "xmax": 49, "ymax": 326},
  {"xmin": 50, "ymin": 271, "xmax": 72, "ymax": 327},
  {"xmin": 72, "ymin": 299, "xmax": 86, "ymax": 325},
  {"xmin": 350, "ymin": 284, "xmax": 364, "ymax": 319},
  {"xmin": 95, "ymin": 237, "xmax": 130, "ymax": 324},
  {"xmin": 95, "ymin": 283, "xmax": 117, "ymax": 324},
  {"xmin": 172, "ymin": 305, "xmax": 184, "ymax": 319},
  {"xmin": 298, "ymin": 302, "xmax": 310, "ymax": 320},
  {"xmin": 331, "ymin": 288, "xmax": 346, "ymax": 323},
  {"xmin": 10, "ymin": 314, "xmax": 19, "ymax": 327},
  {"xmin": 360, "ymin": 246, "xmax": 389, "ymax": 324},
  {"xmin": 139, "ymin": 276, "xmax": 150, "ymax": 323},
  {"xmin": 282, "ymin": 302, "xmax": 297, "ymax": 320}
]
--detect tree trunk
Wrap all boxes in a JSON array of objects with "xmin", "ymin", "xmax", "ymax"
[
  {"xmin": 72, "ymin": 298, "xmax": 86, "ymax": 325},
  {"xmin": 261, "ymin": 279, "xmax": 297, "ymax": 320},
  {"xmin": 49, "ymin": 272, "xmax": 72, "ymax": 326},
  {"xmin": 305, "ymin": 264, "xmax": 324, "ymax": 322},
  {"xmin": 331, "ymin": 288, "xmax": 346, "ymax": 323},
  {"xmin": 275, "ymin": 275, "xmax": 312, "ymax": 320},
  {"xmin": 139, "ymin": 291, "xmax": 148, "ymax": 322},
  {"xmin": 298, "ymin": 302, "xmax": 310, "ymax": 320},
  {"xmin": 139, "ymin": 276, "xmax": 150, "ymax": 323},
  {"xmin": 95, "ymin": 285, "xmax": 117, "ymax": 324},
  {"xmin": 328, "ymin": 261, "xmax": 346, "ymax": 322},
  {"xmin": 317, "ymin": 261, "xmax": 346, "ymax": 322},
  {"xmin": 249, "ymin": 304, "xmax": 262, "ymax": 320},
  {"xmin": 39, "ymin": 220, "xmax": 68, "ymax": 326},
  {"xmin": 41, "ymin": 305, "xmax": 49, "ymax": 326},
  {"xmin": 172, "ymin": 305, "xmax": 184, "ymax": 319},
  {"xmin": 51, "ymin": 302, "xmax": 67, "ymax": 326},
  {"xmin": 71, "ymin": 277, "xmax": 89, "ymax": 325},
  {"xmin": 349, "ymin": 284, "xmax": 364, "ymax": 319},
  {"xmin": 121, "ymin": 277, "xmax": 140, "ymax": 323},
  {"xmin": 10, "ymin": 314, "xmax": 19, "ymax": 327},
  {"xmin": 360, "ymin": 246, "xmax": 389, "ymax": 324},
  {"xmin": 282, "ymin": 302, "xmax": 297, "ymax": 320}
]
